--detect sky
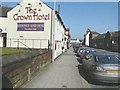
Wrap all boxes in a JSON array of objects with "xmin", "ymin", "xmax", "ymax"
[{"xmin": 1, "ymin": 0, "xmax": 118, "ymax": 39}]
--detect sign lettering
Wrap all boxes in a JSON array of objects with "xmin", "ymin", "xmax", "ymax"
[
  {"xmin": 17, "ymin": 23, "xmax": 44, "ymax": 31},
  {"xmin": 13, "ymin": 6, "xmax": 50, "ymax": 21}
]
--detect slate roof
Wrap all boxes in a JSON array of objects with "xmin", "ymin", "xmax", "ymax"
[
  {"xmin": 93, "ymin": 33, "xmax": 106, "ymax": 39},
  {"xmin": 93, "ymin": 31, "xmax": 120, "ymax": 40},
  {"xmin": 0, "ymin": 6, "xmax": 13, "ymax": 17},
  {"xmin": 55, "ymin": 11, "xmax": 66, "ymax": 30},
  {"xmin": 110, "ymin": 31, "xmax": 120, "ymax": 38},
  {"xmin": 91, "ymin": 31, "xmax": 100, "ymax": 34}
]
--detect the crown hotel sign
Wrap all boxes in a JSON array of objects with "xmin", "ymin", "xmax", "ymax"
[
  {"xmin": 17, "ymin": 23, "xmax": 44, "ymax": 31},
  {"xmin": 13, "ymin": 6, "xmax": 50, "ymax": 31}
]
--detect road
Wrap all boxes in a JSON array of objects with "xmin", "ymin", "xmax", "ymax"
[{"xmin": 21, "ymin": 47, "xmax": 119, "ymax": 89}]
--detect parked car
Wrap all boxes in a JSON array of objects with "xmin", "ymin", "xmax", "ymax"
[
  {"xmin": 73, "ymin": 43, "xmax": 80, "ymax": 53},
  {"xmin": 78, "ymin": 47, "xmax": 96, "ymax": 59},
  {"xmin": 82, "ymin": 52, "xmax": 120, "ymax": 83},
  {"xmin": 76, "ymin": 47, "xmax": 87, "ymax": 57}
]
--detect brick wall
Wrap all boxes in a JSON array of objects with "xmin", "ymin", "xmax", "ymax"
[{"xmin": 2, "ymin": 50, "xmax": 52, "ymax": 89}]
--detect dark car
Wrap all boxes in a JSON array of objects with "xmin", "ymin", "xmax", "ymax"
[
  {"xmin": 82, "ymin": 52, "xmax": 120, "ymax": 83},
  {"xmin": 76, "ymin": 47, "xmax": 87, "ymax": 57},
  {"xmin": 78, "ymin": 47, "xmax": 96, "ymax": 59},
  {"xmin": 73, "ymin": 43, "xmax": 80, "ymax": 53}
]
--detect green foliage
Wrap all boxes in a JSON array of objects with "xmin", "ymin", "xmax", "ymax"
[{"xmin": 0, "ymin": 48, "xmax": 30, "ymax": 55}]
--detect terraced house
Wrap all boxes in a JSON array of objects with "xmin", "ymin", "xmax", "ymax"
[{"xmin": 84, "ymin": 29, "xmax": 119, "ymax": 52}]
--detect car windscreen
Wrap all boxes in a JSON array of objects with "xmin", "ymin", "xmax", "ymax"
[{"xmin": 95, "ymin": 55, "xmax": 120, "ymax": 64}]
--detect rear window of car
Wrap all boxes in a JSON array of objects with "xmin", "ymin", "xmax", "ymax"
[{"xmin": 95, "ymin": 55, "xmax": 120, "ymax": 64}]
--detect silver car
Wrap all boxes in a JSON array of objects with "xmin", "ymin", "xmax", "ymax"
[{"xmin": 82, "ymin": 52, "xmax": 120, "ymax": 83}]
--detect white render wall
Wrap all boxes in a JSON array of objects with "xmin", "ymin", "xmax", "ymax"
[
  {"xmin": 7, "ymin": 0, "xmax": 52, "ymax": 49},
  {"xmin": 0, "ymin": 17, "xmax": 7, "ymax": 47},
  {"xmin": 54, "ymin": 14, "xmax": 65, "ymax": 59},
  {"xmin": 85, "ymin": 32, "xmax": 90, "ymax": 46},
  {"xmin": 64, "ymin": 35, "xmax": 68, "ymax": 50},
  {"xmin": 0, "ymin": 17, "xmax": 7, "ymax": 33}
]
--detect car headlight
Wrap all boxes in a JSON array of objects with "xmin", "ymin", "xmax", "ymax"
[{"xmin": 80, "ymin": 50, "xmax": 83, "ymax": 53}]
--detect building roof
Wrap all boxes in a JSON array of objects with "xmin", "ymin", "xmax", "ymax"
[
  {"xmin": 0, "ymin": 6, "xmax": 13, "ymax": 17},
  {"xmin": 92, "ymin": 31, "xmax": 120, "ymax": 40},
  {"xmin": 91, "ymin": 31, "xmax": 100, "ymax": 34},
  {"xmin": 94, "ymin": 34, "xmax": 106, "ymax": 39},
  {"xmin": 110, "ymin": 31, "xmax": 120, "ymax": 38},
  {"xmin": 55, "ymin": 11, "xmax": 66, "ymax": 30}
]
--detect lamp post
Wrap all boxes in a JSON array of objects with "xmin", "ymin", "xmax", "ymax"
[{"xmin": 52, "ymin": 0, "xmax": 56, "ymax": 62}]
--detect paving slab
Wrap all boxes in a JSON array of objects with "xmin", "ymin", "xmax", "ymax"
[{"xmin": 21, "ymin": 47, "xmax": 90, "ymax": 88}]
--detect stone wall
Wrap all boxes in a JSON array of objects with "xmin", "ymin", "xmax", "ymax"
[{"xmin": 2, "ymin": 50, "xmax": 52, "ymax": 89}]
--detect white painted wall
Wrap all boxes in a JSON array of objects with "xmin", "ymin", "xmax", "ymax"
[
  {"xmin": 85, "ymin": 32, "xmax": 90, "ymax": 46},
  {"xmin": 54, "ymin": 14, "xmax": 65, "ymax": 59},
  {"xmin": 7, "ymin": 0, "xmax": 52, "ymax": 49},
  {"xmin": 0, "ymin": 17, "xmax": 7, "ymax": 33},
  {"xmin": 0, "ymin": 17, "xmax": 7, "ymax": 47},
  {"xmin": 64, "ymin": 35, "xmax": 68, "ymax": 50}
]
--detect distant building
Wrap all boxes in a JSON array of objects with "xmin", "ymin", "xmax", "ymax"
[
  {"xmin": 64, "ymin": 28, "xmax": 70, "ymax": 49},
  {"xmin": 90, "ymin": 33, "xmax": 106, "ymax": 48},
  {"xmin": 71, "ymin": 39, "xmax": 80, "ymax": 44},
  {"xmin": 110, "ymin": 31, "xmax": 120, "ymax": 52},
  {"xmin": 84, "ymin": 28, "xmax": 99, "ymax": 46},
  {"xmin": 91, "ymin": 31, "xmax": 100, "ymax": 39},
  {"xmin": 90, "ymin": 31, "xmax": 120, "ymax": 52}
]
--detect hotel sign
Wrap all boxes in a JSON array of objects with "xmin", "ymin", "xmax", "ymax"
[
  {"xmin": 13, "ymin": 6, "xmax": 50, "ymax": 21},
  {"xmin": 17, "ymin": 23, "xmax": 44, "ymax": 31}
]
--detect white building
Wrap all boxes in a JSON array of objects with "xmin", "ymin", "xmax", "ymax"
[
  {"xmin": 54, "ymin": 11, "xmax": 65, "ymax": 58},
  {"xmin": 0, "ymin": 0, "xmax": 69, "ymax": 60},
  {"xmin": 0, "ymin": 6, "xmax": 11, "ymax": 47},
  {"xmin": 85, "ymin": 32, "xmax": 91, "ymax": 46},
  {"xmin": 0, "ymin": 18, "xmax": 7, "ymax": 47},
  {"xmin": 7, "ymin": 0, "xmax": 52, "ymax": 49},
  {"xmin": 71, "ymin": 39, "xmax": 80, "ymax": 44},
  {"xmin": 84, "ymin": 29, "xmax": 92, "ymax": 46}
]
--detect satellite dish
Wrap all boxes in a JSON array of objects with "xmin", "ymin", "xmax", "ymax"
[{"xmin": 0, "ymin": 28, "xmax": 3, "ymax": 32}]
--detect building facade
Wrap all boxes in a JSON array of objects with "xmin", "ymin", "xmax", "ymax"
[
  {"xmin": 0, "ymin": 0, "xmax": 70, "ymax": 60},
  {"xmin": 84, "ymin": 28, "xmax": 99, "ymax": 47},
  {"xmin": 7, "ymin": 0, "xmax": 52, "ymax": 49},
  {"xmin": 89, "ymin": 30, "xmax": 119, "ymax": 52},
  {"xmin": 0, "ymin": 6, "xmax": 12, "ymax": 47}
]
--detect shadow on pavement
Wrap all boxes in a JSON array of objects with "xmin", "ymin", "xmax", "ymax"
[
  {"xmin": 75, "ymin": 53, "xmax": 80, "ymax": 57},
  {"xmin": 77, "ymin": 58, "xmax": 83, "ymax": 64},
  {"xmin": 78, "ymin": 64, "xmax": 119, "ymax": 86}
]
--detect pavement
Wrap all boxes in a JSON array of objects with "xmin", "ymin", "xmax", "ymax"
[
  {"xmin": 21, "ymin": 47, "xmax": 90, "ymax": 88},
  {"xmin": 21, "ymin": 47, "xmax": 119, "ymax": 89}
]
